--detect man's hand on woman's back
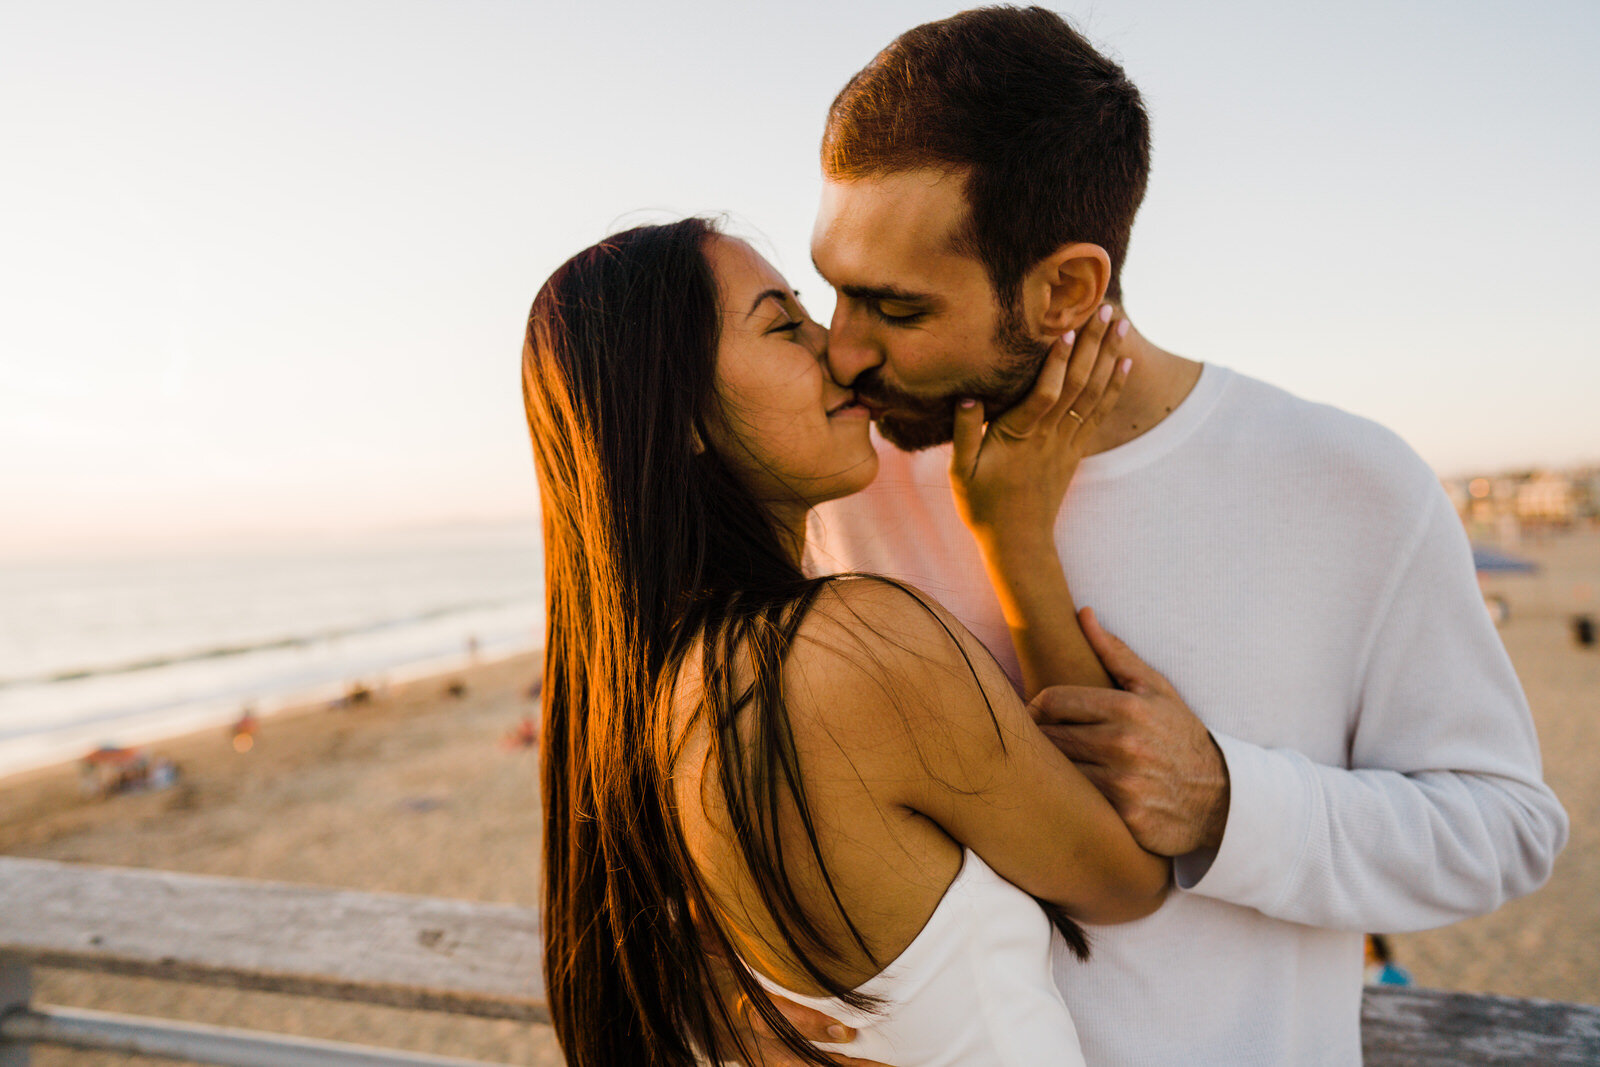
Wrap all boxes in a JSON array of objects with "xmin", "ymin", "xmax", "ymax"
[
  {"xmin": 706, "ymin": 981, "xmax": 894, "ymax": 1066},
  {"xmin": 700, "ymin": 922, "xmax": 895, "ymax": 1067}
]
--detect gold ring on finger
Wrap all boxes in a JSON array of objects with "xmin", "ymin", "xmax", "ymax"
[{"xmin": 1066, "ymin": 409, "xmax": 1084, "ymax": 424}]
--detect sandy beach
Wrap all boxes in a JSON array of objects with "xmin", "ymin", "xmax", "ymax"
[
  {"xmin": 2, "ymin": 530, "xmax": 1596, "ymax": 1064},
  {"xmin": 1392, "ymin": 527, "xmax": 1600, "ymax": 1003},
  {"xmin": 0, "ymin": 652, "xmax": 564, "ymax": 1065}
]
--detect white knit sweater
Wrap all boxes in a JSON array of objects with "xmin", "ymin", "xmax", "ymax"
[{"xmin": 809, "ymin": 363, "xmax": 1567, "ymax": 1066}]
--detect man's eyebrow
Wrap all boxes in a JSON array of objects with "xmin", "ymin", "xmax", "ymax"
[
  {"xmin": 840, "ymin": 283, "xmax": 936, "ymax": 305},
  {"xmin": 746, "ymin": 288, "xmax": 791, "ymax": 317},
  {"xmin": 810, "ymin": 254, "xmax": 937, "ymax": 306}
]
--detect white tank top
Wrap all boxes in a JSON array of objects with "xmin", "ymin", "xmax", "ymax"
[{"xmin": 747, "ymin": 850, "xmax": 1087, "ymax": 1067}]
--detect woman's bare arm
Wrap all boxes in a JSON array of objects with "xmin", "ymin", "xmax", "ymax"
[
  {"xmin": 949, "ymin": 305, "xmax": 1130, "ymax": 700},
  {"xmin": 791, "ymin": 580, "xmax": 1168, "ymax": 924}
]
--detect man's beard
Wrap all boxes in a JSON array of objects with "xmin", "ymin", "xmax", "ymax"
[{"xmin": 855, "ymin": 302, "xmax": 1051, "ymax": 452}]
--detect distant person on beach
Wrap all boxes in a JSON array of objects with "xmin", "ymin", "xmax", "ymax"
[
  {"xmin": 525, "ymin": 217, "xmax": 1166, "ymax": 1065},
  {"xmin": 230, "ymin": 708, "xmax": 259, "ymax": 753},
  {"xmin": 499, "ymin": 714, "xmax": 540, "ymax": 752},
  {"xmin": 741, "ymin": 8, "xmax": 1561, "ymax": 1067},
  {"xmin": 1363, "ymin": 935, "xmax": 1414, "ymax": 988}
]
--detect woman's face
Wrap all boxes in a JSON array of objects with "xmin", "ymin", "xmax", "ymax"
[{"xmin": 704, "ymin": 236, "xmax": 877, "ymax": 510}]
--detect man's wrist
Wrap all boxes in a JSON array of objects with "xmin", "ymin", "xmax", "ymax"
[{"xmin": 1197, "ymin": 732, "xmax": 1231, "ymax": 851}]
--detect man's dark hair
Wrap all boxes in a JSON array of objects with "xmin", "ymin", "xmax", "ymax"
[{"xmin": 823, "ymin": 5, "xmax": 1150, "ymax": 305}]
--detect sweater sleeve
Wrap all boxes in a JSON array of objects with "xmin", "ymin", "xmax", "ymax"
[{"xmin": 1173, "ymin": 486, "xmax": 1568, "ymax": 931}]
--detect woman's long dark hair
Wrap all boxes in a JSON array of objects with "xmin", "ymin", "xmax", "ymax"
[{"xmin": 522, "ymin": 217, "xmax": 1086, "ymax": 1067}]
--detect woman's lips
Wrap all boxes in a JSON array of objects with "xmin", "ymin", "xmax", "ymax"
[{"xmin": 827, "ymin": 396, "xmax": 870, "ymax": 418}]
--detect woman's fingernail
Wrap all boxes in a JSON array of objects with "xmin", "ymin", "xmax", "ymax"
[
  {"xmin": 1099, "ymin": 304, "xmax": 1114, "ymax": 322},
  {"xmin": 959, "ymin": 397, "xmax": 978, "ymax": 408},
  {"xmin": 1117, "ymin": 319, "xmax": 1131, "ymax": 338},
  {"xmin": 1120, "ymin": 357, "xmax": 1132, "ymax": 373},
  {"xmin": 1062, "ymin": 329, "xmax": 1075, "ymax": 345},
  {"xmin": 826, "ymin": 1025, "xmax": 852, "ymax": 1042}
]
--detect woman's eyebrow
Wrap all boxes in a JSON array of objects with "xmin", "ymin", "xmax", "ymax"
[{"xmin": 746, "ymin": 288, "xmax": 792, "ymax": 317}]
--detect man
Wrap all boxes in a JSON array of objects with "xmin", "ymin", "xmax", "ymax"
[{"xmin": 745, "ymin": 7, "xmax": 1566, "ymax": 1065}]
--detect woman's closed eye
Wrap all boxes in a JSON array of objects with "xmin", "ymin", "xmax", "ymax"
[{"xmin": 766, "ymin": 318, "xmax": 806, "ymax": 337}]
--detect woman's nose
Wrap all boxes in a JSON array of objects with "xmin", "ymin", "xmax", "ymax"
[{"xmin": 803, "ymin": 316, "xmax": 830, "ymax": 358}]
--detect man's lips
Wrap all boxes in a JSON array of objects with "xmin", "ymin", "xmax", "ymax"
[
  {"xmin": 855, "ymin": 396, "xmax": 933, "ymax": 421},
  {"xmin": 827, "ymin": 393, "xmax": 868, "ymax": 417}
]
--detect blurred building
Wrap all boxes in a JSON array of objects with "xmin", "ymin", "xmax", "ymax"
[
  {"xmin": 1445, "ymin": 464, "xmax": 1597, "ymax": 541},
  {"xmin": 1516, "ymin": 472, "xmax": 1576, "ymax": 527},
  {"xmin": 1574, "ymin": 468, "xmax": 1600, "ymax": 521}
]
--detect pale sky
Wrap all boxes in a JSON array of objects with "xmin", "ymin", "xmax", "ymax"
[{"xmin": 2, "ymin": 0, "xmax": 1596, "ymax": 558}]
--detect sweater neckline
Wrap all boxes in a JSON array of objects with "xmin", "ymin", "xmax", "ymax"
[{"xmin": 1074, "ymin": 362, "xmax": 1231, "ymax": 482}]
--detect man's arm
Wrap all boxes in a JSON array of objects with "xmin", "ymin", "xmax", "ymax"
[{"xmin": 1034, "ymin": 488, "xmax": 1568, "ymax": 930}]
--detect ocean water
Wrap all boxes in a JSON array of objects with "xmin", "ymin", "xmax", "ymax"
[{"xmin": 0, "ymin": 522, "xmax": 544, "ymax": 780}]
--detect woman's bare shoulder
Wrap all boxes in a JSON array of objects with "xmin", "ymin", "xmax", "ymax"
[
  {"xmin": 783, "ymin": 576, "xmax": 1020, "ymax": 744},
  {"xmin": 803, "ymin": 574, "xmax": 969, "ymax": 643},
  {"xmin": 797, "ymin": 576, "xmax": 965, "ymax": 669}
]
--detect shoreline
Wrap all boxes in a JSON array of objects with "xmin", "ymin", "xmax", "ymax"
[
  {"xmin": 0, "ymin": 650, "xmax": 545, "ymax": 855},
  {"xmin": 0, "ymin": 641, "xmax": 542, "ymax": 788}
]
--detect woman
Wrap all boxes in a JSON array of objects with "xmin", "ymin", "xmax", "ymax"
[{"xmin": 523, "ymin": 217, "xmax": 1166, "ymax": 1067}]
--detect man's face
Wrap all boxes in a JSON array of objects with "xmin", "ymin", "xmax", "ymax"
[{"xmin": 810, "ymin": 169, "xmax": 1047, "ymax": 451}]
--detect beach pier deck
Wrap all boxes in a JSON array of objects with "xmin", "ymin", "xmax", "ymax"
[
  {"xmin": 3, "ymin": 856, "xmax": 1598, "ymax": 1066},
  {"xmin": 0, "ymin": 857, "xmax": 543, "ymax": 1066}
]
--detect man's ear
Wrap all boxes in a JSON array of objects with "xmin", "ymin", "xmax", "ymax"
[{"xmin": 1022, "ymin": 243, "xmax": 1112, "ymax": 335}]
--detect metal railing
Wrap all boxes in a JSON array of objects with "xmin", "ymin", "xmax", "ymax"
[{"xmin": 3, "ymin": 856, "xmax": 1598, "ymax": 1066}]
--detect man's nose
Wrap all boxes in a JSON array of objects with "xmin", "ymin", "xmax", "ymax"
[{"xmin": 825, "ymin": 303, "xmax": 880, "ymax": 388}]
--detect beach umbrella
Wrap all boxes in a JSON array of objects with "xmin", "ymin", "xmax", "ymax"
[{"xmin": 1471, "ymin": 545, "xmax": 1539, "ymax": 575}]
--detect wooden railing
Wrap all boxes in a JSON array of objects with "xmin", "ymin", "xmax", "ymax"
[
  {"xmin": 0, "ymin": 857, "xmax": 543, "ymax": 1065},
  {"xmin": 2, "ymin": 856, "xmax": 1597, "ymax": 1065}
]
